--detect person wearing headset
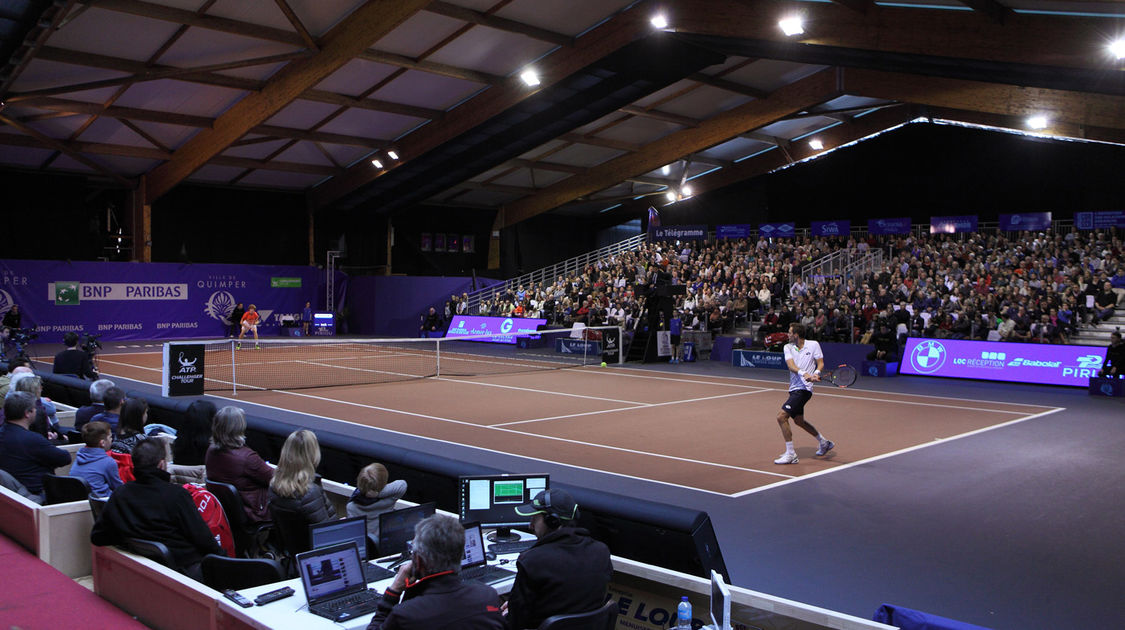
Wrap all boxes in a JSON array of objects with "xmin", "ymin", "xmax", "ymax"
[{"xmin": 501, "ymin": 489, "xmax": 613, "ymax": 630}]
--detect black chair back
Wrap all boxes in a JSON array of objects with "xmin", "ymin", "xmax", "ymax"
[
  {"xmin": 269, "ymin": 503, "xmax": 312, "ymax": 558},
  {"xmin": 538, "ymin": 600, "xmax": 619, "ymax": 630},
  {"xmin": 122, "ymin": 537, "xmax": 176, "ymax": 569},
  {"xmin": 43, "ymin": 474, "xmax": 91, "ymax": 505},
  {"xmin": 200, "ymin": 554, "xmax": 285, "ymax": 591},
  {"xmin": 205, "ymin": 479, "xmax": 271, "ymax": 557},
  {"xmin": 88, "ymin": 494, "xmax": 108, "ymax": 520}
]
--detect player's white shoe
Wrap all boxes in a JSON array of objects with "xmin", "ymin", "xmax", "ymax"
[
  {"xmin": 816, "ymin": 440, "xmax": 835, "ymax": 456},
  {"xmin": 774, "ymin": 451, "xmax": 799, "ymax": 465}
]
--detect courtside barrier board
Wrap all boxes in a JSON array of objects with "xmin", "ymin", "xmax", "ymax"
[{"xmin": 900, "ymin": 338, "xmax": 1106, "ymax": 387}]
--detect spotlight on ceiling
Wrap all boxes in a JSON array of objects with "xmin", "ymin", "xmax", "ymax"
[
  {"xmin": 650, "ymin": 14, "xmax": 668, "ymax": 29},
  {"xmin": 520, "ymin": 69, "xmax": 540, "ymax": 87},
  {"xmin": 681, "ymin": 185, "xmax": 693, "ymax": 197},
  {"xmin": 371, "ymin": 159, "xmax": 383, "ymax": 169},
  {"xmin": 661, "ymin": 164, "xmax": 671, "ymax": 176},
  {"xmin": 808, "ymin": 138, "xmax": 824, "ymax": 150},
  {"xmin": 665, "ymin": 191, "xmax": 677, "ymax": 202},
  {"xmin": 1026, "ymin": 115, "xmax": 1049, "ymax": 130},
  {"xmin": 778, "ymin": 16, "xmax": 804, "ymax": 37},
  {"xmin": 387, "ymin": 150, "xmax": 399, "ymax": 161},
  {"xmin": 1108, "ymin": 38, "xmax": 1125, "ymax": 60}
]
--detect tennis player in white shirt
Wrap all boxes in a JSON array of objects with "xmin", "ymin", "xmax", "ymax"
[{"xmin": 774, "ymin": 323, "xmax": 835, "ymax": 464}]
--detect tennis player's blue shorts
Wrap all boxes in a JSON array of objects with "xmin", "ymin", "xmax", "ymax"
[{"xmin": 781, "ymin": 389, "xmax": 813, "ymax": 416}]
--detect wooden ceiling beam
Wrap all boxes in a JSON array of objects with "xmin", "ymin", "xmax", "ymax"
[
  {"xmin": 828, "ymin": 0, "xmax": 874, "ymax": 14},
  {"xmin": 143, "ymin": 0, "xmax": 430, "ymax": 204},
  {"xmin": 504, "ymin": 158, "xmax": 586, "ymax": 175},
  {"xmin": 559, "ymin": 133, "xmax": 641, "ymax": 152},
  {"xmin": 689, "ymin": 72, "xmax": 768, "ymax": 99},
  {"xmin": 79, "ymin": 0, "xmax": 306, "ymax": 47},
  {"xmin": 841, "ymin": 68, "xmax": 1125, "ymax": 131},
  {"xmin": 358, "ymin": 50, "xmax": 500, "ymax": 85},
  {"xmin": 0, "ymin": 113, "xmax": 133, "ymax": 186},
  {"xmin": 673, "ymin": 0, "xmax": 1120, "ymax": 72},
  {"xmin": 426, "ymin": 1, "xmax": 573, "ymax": 48},
  {"xmin": 619, "ymin": 105, "xmax": 700, "ymax": 127},
  {"xmin": 499, "ymin": 67, "xmax": 842, "ymax": 227},
  {"xmin": 273, "ymin": 0, "xmax": 318, "ymax": 50},
  {"xmin": 309, "ymin": 2, "xmax": 651, "ymax": 209},
  {"xmin": 919, "ymin": 105, "xmax": 1125, "ymax": 145},
  {"xmin": 957, "ymin": 0, "xmax": 1013, "ymax": 24}
]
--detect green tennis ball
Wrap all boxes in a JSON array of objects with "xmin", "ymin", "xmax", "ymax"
[{"xmin": 600, "ymin": 361, "xmax": 607, "ymax": 367}]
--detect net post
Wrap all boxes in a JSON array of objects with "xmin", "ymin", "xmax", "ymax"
[
  {"xmin": 230, "ymin": 340, "xmax": 237, "ymax": 396},
  {"xmin": 616, "ymin": 325, "xmax": 624, "ymax": 364},
  {"xmin": 436, "ymin": 336, "xmax": 441, "ymax": 378}
]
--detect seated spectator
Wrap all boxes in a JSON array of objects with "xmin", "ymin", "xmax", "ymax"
[
  {"xmin": 172, "ymin": 400, "xmax": 216, "ymax": 467},
  {"xmin": 0, "ymin": 391, "xmax": 71, "ymax": 501},
  {"xmin": 90, "ymin": 386, "xmax": 125, "ymax": 434},
  {"xmin": 0, "ymin": 357, "xmax": 32, "ymax": 397},
  {"xmin": 503, "ymin": 489, "xmax": 613, "ymax": 630},
  {"xmin": 419, "ymin": 307, "xmax": 441, "ymax": 336},
  {"xmin": 1094, "ymin": 281, "xmax": 1117, "ymax": 325},
  {"xmin": 866, "ymin": 323, "xmax": 900, "ymax": 362},
  {"xmin": 267, "ymin": 429, "xmax": 336, "ymax": 525},
  {"xmin": 52, "ymin": 331, "xmax": 97, "ymax": 379},
  {"xmin": 366, "ymin": 514, "xmax": 504, "ymax": 630},
  {"xmin": 91, "ymin": 440, "xmax": 224, "ymax": 581},
  {"xmin": 205, "ymin": 406, "xmax": 273, "ymax": 523},
  {"xmin": 71, "ymin": 421, "xmax": 123, "ymax": 498},
  {"xmin": 12, "ymin": 375, "xmax": 61, "ymax": 441},
  {"xmin": 111, "ymin": 398, "xmax": 149, "ymax": 455},
  {"xmin": 1111, "ymin": 268, "xmax": 1125, "ymax": 305},
  {"xmin": 1100, "ymin": 332, "xmax": 1124, "ymax": 378},
  {"xmin": 75, "ymin": 378, "xmax": 115, "ymax": 431},
  {"xmin": 347, "ymin": 462, "xmax": 408, "ymax": 547}
]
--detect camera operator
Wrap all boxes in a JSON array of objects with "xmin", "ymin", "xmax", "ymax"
[
  {"xmin": 52, "ymin": 332, "xmax": 97, "ymax": 379},
  {"xmin": 1, "ymin": 304, "xmax": 21, "ymax": 329}
]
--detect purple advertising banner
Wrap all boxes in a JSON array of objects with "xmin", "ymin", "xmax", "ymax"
[
  {"xmin": 900, "ymin": 338, "xmax": 1106, "ymax": 387},
  {"xmin": 651, "ymin": 225, "xmax": 707, "ymax": 241},
  {"xmin": 758, "ymin": 222, "xmax": 795, "ymax": 238},
  {"xmin": 1074, "ymin": 210, "xmax": 1125, "ymax": 230},
  {"xmin": 444, "ymin": 315, "xmax": 547, "ymax": 344},
  {"xmin": 999, "ymin": 212, "xmax": 1052, "ymax": 231},
  {"xmin": 930, "ymin": 215, "xmax": 978, "ymax": 234},
  {"xmin": 0, "ymin": 260, "xmax": 322, "ymax": 343},
  {"xmin": 810, "ymin": 220, "xmax": 850, "ymax": 237},
  {"xmin": 716, "ymin": 224, "xmax": 752, "ymax": 239},
  {"xmin": 868, "ymin": 217, "xmax": 912, "ymax": 235}
]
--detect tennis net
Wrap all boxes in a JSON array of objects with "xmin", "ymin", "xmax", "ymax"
[{"xmin": 174, "ymin": 325, "xmax": 623, "ymax": 393}]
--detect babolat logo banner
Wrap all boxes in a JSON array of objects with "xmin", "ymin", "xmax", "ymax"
[
  {"xmin": 811, "ymin": 220, "xmax": 850, "ymax": 237},
  {"xmin": 732, "ymin": 349, "xmax": 786, "ymax": 369},
  {"xmin": 162, "ymin": 343, "xmax": 205, "ymax": 397},
  {"xmin": 651, "ymin": 225, "xmax": 707, "ymax": 240},
  {"xmin": 900, "ymin": 338, "xmax": 1106, "ymax": 387},
  {"xmin": 758, "ymin": 222, "xmax": 795, "ymax": 238}
]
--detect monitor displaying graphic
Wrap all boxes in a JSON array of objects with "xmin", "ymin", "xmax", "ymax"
[{"xmin": 458, "ymin": 473, "xmax": 549, "ymax": 541}]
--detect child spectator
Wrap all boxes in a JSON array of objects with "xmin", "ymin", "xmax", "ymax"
[
  {"xmin": 90, "ymin": 386, "xmax": 125, "ymax": 434},
  {"xmin": 347, "ymin": 463, "xmax": 407, "ymax": 548},
  {"xmin": 71, "ymin": 421, "xmax": 123, "ymax": 497}
]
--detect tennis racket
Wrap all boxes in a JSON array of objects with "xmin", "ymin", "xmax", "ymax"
[{"xmin": 821, "ymin": 364, "xmax": 857, "ymax": 388}]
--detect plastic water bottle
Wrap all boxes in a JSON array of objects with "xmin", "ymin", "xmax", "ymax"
[{"xmin": 675, "ymin": 596, "xmax": 692, "ymax": 628}]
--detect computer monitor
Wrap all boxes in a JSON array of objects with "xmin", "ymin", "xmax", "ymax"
[
  {"xmin": 710, "ymin": 569, "xmax": 732, "ymax": 630},
  {"xmin": 377, "ymin": 502, "xmax": 436, "ymax": 557},
  {"xmin": 310, "ymin": 516, "xmax": 372, "ymax": 563},
  {"xmin": 458, "ymin": 473, "xmax": 549, "ymax": 542}
]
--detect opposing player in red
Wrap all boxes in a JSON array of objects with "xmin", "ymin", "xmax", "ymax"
[
  {"xmin": 236, "ymin": 304, "xmax": 261, "ymax": 350},
  {"xmin": 773, "ymin": 323, "xmax": 834, "ymax": 464}
]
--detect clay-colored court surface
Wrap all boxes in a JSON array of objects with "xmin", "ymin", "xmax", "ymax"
[{"xmin": 89, "ymin": 347, "xmax": 1061, "ymax": 497}]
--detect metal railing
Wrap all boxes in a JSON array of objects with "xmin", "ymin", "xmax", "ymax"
[
  {"xmin": 800, "ymin": 248, "xmax": 884, "ymax": 287},
  {"xmin": 464, "ymin": 233, "xmax": 648, "ymax": 314}
]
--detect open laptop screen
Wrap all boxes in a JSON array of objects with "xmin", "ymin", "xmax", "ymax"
[
  {"xmin": 377, "ymin": 502, "xmax": 436, "ymax": 556},
  {"xmin": 461, "ymin": 521, "xmax": 487, "ymax": 569},
  {"xmin": 296, "ymin": 542, "xmax": 366, "ymax": 604},
  {"xmin": 310, "ymin": 516, "xmax": 370, "ymax": 562}
]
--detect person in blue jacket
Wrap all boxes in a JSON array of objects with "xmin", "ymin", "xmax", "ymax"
[{"xmin": 71, "ymin": 421, "xmax": 123, "ymax": 497}]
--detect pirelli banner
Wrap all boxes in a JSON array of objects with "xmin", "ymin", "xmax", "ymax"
[
  {"xmin": 162, "ymin": 343, "xmax": 205, "ymax": 397},
  {"xmin": 0, "ymin": 259, "xmax": 331, "ymax": 343}
]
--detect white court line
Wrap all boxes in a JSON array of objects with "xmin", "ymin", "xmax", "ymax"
[
  {"xmin": 493, "ymin": 388, "xmax": 771, "ymax": 427},
  {"xmin": 435, "ymin": 376, "xmax": 654, "ymax": 406},
  {"xmin": 729, "ymin": 406, "xmax": 1066, "ymax": 498}
]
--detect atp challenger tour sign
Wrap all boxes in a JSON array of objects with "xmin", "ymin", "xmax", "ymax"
[
  {"xmin": 162, "ymin": 343, "xmax": 205, "ymax": 397},
  {"xmin": 900, "ymin": 338, "xmax": 1106, "ymax": 387}
]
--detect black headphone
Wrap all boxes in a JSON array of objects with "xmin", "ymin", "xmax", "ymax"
[{"xmin": 541, "ymin": 490, "xmax": 561, "ymax": 529}]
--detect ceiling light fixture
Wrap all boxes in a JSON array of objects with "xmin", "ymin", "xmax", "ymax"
[
  {"xmin": 778, "ymin": 16, "xmax": 804, "ymax": 37},
  {"xmin": 371, "ymin": 159, "xmax": 383, "ymax": 169},
  {"xmin": 808, "ymin": 139, "xmax": 824, "ymax": 150},
  {"xmin": 681, "ymin": 185, "xmax": 693, "ymax": 197},
  {"xmin": 661, "ymin": 164, "xmax": 671, "ymax": 176},
  {"xmin": 520, "ymin": 69, "xmax": 540, "ymax": 87},
  {"xmin": 387, "ymin": 150, "xmax": 399, "ymax": 161},
  {"xmin": 1109, "ymin": 38, "xmax": 1125, "ymax": 60},
  {"xmin": 665, "ymin": 191, "xmax": 677, "ymax": 202},
  {"xmin": 650, "ymin": 14, "xmax": 668, "ymax": 30},
  {"xmin": 1026, "ymin": 115, "xmax": 1049, "ymax": 130}
]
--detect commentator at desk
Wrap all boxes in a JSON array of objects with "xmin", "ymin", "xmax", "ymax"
[{"xmin": 52, "ymin": 332, "xmax": 97, "ymax": 379}]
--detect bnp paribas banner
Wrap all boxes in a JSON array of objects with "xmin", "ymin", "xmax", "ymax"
[{"xmin": 0, "ymin": 260, "xmax": 323, "ymax": 343}]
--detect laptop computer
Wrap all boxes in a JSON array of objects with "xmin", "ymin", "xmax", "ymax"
[
  {"xmin": 309, "ymin": 516, "xmax": 395, "ymax": 583},
  {"xmin": 459, "ymin": 521, "xmax": 516, "ymax": 585},
  {"xmin": 295, "ymin": 541, "xmax": 381, "ymax": 622},
  {"xmin": 377, "ymin": 502, "xmax": 436, "ymax": 559}
]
